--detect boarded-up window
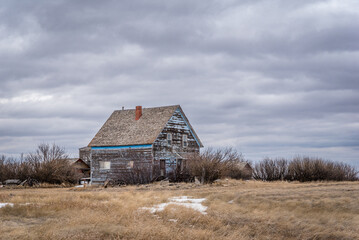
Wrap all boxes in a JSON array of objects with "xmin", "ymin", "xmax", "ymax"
[
  {"xmin": 167, "ymin": 133, "xmax": 172, "ymax": 146},
  {"xmin": 99, "ymin": 161, "xmax": 111, "ymax": 170},
  {"xmin": 177, "ymin": 159, "xmax": 183, "ymax": 171},
  {"xmin": 183, "ymin": 160, "xmax": 187, "ymax": 169},
  {"xmin": 182, "ymin": 134, "xmax": 188, "ymax": 147},
  {"xmin": 127, "ymin": 161, "xmax": 134, "ymax": 169}
]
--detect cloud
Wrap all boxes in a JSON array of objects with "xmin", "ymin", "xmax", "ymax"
[
  {"xmin": 0, "ymin": 93, "xmax": 53, "ymax": 104},
  {"xmin": 0, "ymin": 0, "xmax": 358, "ymax": 167}
]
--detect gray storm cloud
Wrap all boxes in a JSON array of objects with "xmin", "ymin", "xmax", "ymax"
[{"xmin": 0, "ymin": 0, "xmax": 358, "ymax": 166}]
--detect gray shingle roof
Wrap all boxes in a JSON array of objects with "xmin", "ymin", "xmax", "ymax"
[{"xmin": 88, "ymin": 105, "xmax": 184, "ymax": 147}]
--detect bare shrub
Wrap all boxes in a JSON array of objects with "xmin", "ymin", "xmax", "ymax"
[
  {"xmin": 117, "ymin": 163, "xmax": 153, "ymax": 185},
  {"xmin": 0, "ymin": 155, "xmax": 33, "ymax": 182},
  {"xmin": 254, "ymin": 156, "xmax": 358, "ymax": 181},
  {"xmin": 0, "ymin": 155, "xmax": 16, "ymax": 181},
  {"xmin": 187, "ymin": 148, "xmax": 250, "ymax": 183},
  {"xmin": 25, "ymin": 143, "xmax": 80, "ymax": 184},
  {"xmin": 167, "ymin": 165, "xmax": 194, "ymax": 183},
  {"xmin": 288, "ymin": 156, "xmax": 358, "ymax": 182},
  {"xmin": 253, "ymin": 158, "xmax": 288, "ymax": 181},
  {"xmin": 0, "ymin": 144, "xmax": 81, "ymax": 184}
]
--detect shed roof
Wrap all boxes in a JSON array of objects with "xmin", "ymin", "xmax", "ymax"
[
  {"xmin": 237, "ymin": 162, "xmax": 252, "ymax": 170},
  {"xmin": 88, "ymin": 105, "xmax": 202, "ymax": 147},
  {"xmin": 66, "ymin": 158, "xmax": 90, "ymax": 168},
  {"xmin": 66, "ymin": 158, "xmax": 80, "ymax": 164}
]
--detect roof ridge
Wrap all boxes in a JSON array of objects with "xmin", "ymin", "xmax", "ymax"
[{"xmin": 116, "ymin": 105, "xmax": 180, "ymax": 111}]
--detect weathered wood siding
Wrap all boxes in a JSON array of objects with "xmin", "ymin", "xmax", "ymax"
[
  {"xmin": 91, "ymin": 148, "xmax": 153, "ymax": 184},
  {"xmin": 79, "ymin": 147, "xmax": 91, "ymax": 164},
  {"xmin": 153, "ymin": 108, "xmax": 200, "ymax": 176}
]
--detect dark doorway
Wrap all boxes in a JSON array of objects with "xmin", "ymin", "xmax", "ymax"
[{"xmin": 160, "ymin": 160, "xmax": 166, "ymax": 176}]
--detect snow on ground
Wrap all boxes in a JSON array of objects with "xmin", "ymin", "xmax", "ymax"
[
  {"xmin": 0, "ymin": 203, "xmax": 31, "ymax": 208},
  {"xmin": 141, "ymin": 196, "xmax": 207, "ymax": 215},
  {"xmin": 0, "ymin": 203, "xmax": 14, "ymax": 208},
  {"xmin": 75, "ymin": 185, "xmax": 84, "ymax": 188}
]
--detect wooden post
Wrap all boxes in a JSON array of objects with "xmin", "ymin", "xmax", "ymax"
[{"xmin": 201, "ymin": 167, "xmax": 205, "ymax": 184}]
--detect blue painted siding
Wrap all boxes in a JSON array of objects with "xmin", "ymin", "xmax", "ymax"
[{"xmin": 91, "ymin": 144, "xmax": 152, "ymax": 150}]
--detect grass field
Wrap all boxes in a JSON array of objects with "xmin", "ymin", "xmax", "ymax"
[{"xmin": 0, "ymin": 180, "xmax": 358, "ymax": 240}]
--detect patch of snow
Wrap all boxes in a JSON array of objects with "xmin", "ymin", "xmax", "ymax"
[
  {"xmin": 168, "ymin": 219, "xmax": 178, "ymax": 222},
  {"xmin": 0, "ymin": 203, "xmax": 31, "ymax": 208},
  {"xmin": 228, "ymin": 200, "xmax": 234, "ymax": 204},
  {"xmin": 141, "ymin": 196, "xmax": 208, "ymax": 215},
  {"xmin": 75, "ymin": 185, "xmax": 84, "ymax": 188},
  {"xmin": 170, "ymin": 196, "xmax": 206, "ymax": 203},
  {"xmin": 0, "ymin": 203, "xmax": 14, "ymax": 208}
]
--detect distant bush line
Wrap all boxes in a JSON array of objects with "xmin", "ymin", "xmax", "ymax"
[
  {"xmin": 185, "ymin": 149, "xmax": 357, "ymax": 183},
  {"xmin": 1, "ymin": 144, "xmax": 357, "ymax": 185},
  {"xmin": 253, "ymin": 157, "xmax": 358, "ymax": 182},
  {"xmin": 0, "ymin": 144, "xmax": 81, "ymax": 184}
]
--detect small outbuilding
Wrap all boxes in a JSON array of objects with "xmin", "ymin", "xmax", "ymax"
[
  {"xmin": 237, "ymin": 162, "xmax": 253, "ymax": 180},
  {"xmin": 67, "ymin": 158, "xmax": 90, "ymax": 177}
]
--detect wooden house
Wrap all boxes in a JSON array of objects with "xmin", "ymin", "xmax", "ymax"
[{"xmin": 79, "ymin": 105, "xmax": 203, "ymax": 184}]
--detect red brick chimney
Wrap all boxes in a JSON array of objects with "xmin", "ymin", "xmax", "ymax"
[{"xmin": 135, "ymin": 106, "xmax": 142, "ymax": 120}]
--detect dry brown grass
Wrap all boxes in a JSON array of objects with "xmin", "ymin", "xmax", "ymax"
[{"xmin": 1, "ymin": 180, "xmax": 358, "ymax": 240}]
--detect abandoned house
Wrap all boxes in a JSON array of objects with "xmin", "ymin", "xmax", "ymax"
[{"xmin": 79, "ymin": 105, "xmax": 203, "ymax": 184}]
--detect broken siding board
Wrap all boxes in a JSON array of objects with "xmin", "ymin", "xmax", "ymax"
[{"xmin": 79, "ymin": 147, "xmax": 91, "ymax": 164}]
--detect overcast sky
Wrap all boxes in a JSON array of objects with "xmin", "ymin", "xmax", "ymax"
[{"xmin": 0, "ymin": 0, "xmax": 358, "ymax": 166}]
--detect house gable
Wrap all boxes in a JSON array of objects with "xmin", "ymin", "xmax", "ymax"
[
  {"xmin": 159, "ymin": 107, "xmax": 202, "ymax": 147},
  {"xmin": 174, "ymin": 106, "xmax": 203, "ymax": 148},
  {"xmin": 153, "ymin": 107, "xmax": 202, "ymax": 161}
]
